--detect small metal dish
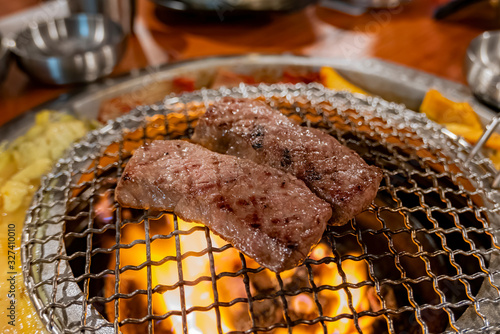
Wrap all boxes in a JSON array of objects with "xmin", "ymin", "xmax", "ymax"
[
  {"xmin": 0, "ymin": 34, "xmax": 11, "ymax": 83},
  {"xmin": 465, "ymin": 30, "xmax": 500, "ymax": 110},
  {"xmin": 339, "ymin": 0, "xmax": 409, "ymax": 8},
  {"xmin": 151, "ymin": 0, "xmax": 313, "ymax": 14},
  {"xmin": 10, "ymin": 14, "xmax": 127, "ymax": 85}
]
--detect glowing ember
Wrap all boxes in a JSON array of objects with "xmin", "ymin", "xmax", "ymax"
[{"xmin": 95, "ymin": 193, "xmax": 114, "ymax": 224}]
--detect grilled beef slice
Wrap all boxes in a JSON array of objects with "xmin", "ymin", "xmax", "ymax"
[
  {"xmin": 192, "ymin": 98, "xmax": 383, "ymax": 225},
  {"xmin": 115, "ymin": 140, "xmax": 332, "ymax": 272}
]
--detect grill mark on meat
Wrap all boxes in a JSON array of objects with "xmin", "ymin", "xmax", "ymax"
[
  {"xmin": 280, "ymin": 148, "xmax": 292, "ymax": 168},
  {"xmin": 215, "ymin": 195, "xmax": 234, "ymax": 213},
  {"xmin": 237, "ymin": 199, "xmax": 250, "ymax": 206},
  {"xmin": 283, "ymin": 233, "xmax": 300, "ymax": 251},
  {"xmin": 250, "ymin": 125, "xmax": 265, "ymax": 149},
  {"xmin": 213, "ymin": 154, "xmax": 231, "ymax": 212},
  {"xmin": 247, "ymin": 212, "xmax": 260, "ymax": 228},
  {"xmin": 153, "ymin": 176, "xmax": 166, "ymax": 186},
  {"xmin": 305, "ymin": 167, "xmax": 322, "ymax": 182},
  {"xmin": 213, "ymin": 155, "xmax": 221, "ymax": 187},
  {"xmin": 224, "ymin": 177, "xmax": 238, "ymax": 185},
  {"xmin": 115, "ymin": 140, "xmax": 332, "ymax": 272},
  {"xmin": 177, "ymin": 143, "xmax": 195, "ymax": 196}
]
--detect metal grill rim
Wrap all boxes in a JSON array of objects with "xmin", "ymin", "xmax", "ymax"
[{"xmin": 21, "ymin": 83, "xmax": 500, "ymax": 334}]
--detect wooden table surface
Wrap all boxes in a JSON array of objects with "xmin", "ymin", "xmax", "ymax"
[{"xmin": 0, "ymin": 0, "xmax": 486, "ymax": 127}]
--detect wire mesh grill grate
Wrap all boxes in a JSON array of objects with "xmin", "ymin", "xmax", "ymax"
[{"xmin": 21, "ymin": 84, "xmax": 500, "ymax": 334}]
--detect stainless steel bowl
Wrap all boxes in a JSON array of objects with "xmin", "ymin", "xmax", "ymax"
[
  {"xmin": 465, "ymin": 30, "xmax": 500, "ymax": 110},
  {"xmin": 152, "ymin": 0, "xmax": 313, "ymax": 13},
  {"xmin": 0, "ymin": 34, "xmax": 11, "ymax": 83},
  {"xmin": 339, "ymin": 0, "xmax": 409, "ymax": 8},
  {"xmin": 49, "ymin": 0, "xmax": 136, "ymax": 35},
  {"xmin": 10, "ymin": 14, "xmax": 127, "ymax": 85}
]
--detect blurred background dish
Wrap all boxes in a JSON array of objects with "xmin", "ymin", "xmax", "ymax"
[
  {"xmin": 465, "ymin": 30, "xmax": 500, "ymax": 110},
  {"xmin": 151, "ymin": 0, "xmax": 313, "ymax": 17},
  {"xmin": 330, "ymin": 0, "xmax": 408, "ymax": 8},
  {"xmin": 0, "ymin": 33, "xmax": 11, "ymax": 83},
  {"xmin": 9, "ymin": 13, "xmax": 127, "ymax": 85},
  {"xmin": 54, "ymin": 0, "xmax": 136, "ymax": 35},
  {"xmin": 318, "ymin": 0, "xmax": 409, "ymax": 15}
]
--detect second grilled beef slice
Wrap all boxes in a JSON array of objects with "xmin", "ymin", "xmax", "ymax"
[{"xmin": 192, "ymin": 98, "xmax": 383, "ymax": 226}]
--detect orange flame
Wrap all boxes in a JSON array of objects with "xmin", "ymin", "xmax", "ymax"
[{"xmin": 103, "ymin": 210, "xmax": 377, "ymax": 334}]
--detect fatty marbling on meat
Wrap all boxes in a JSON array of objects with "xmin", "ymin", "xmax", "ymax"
[
  {"xmin": 115, "ymin": 140, "xmax": 332, "ymax": 272},
  {"xmin": 192, "ymin": 98, "xmax": 383, "ymax": 225}
]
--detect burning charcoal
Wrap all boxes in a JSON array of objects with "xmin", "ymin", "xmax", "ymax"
[
  {"xmin": 288, "ymin": 294, "xmax": 318, "ymax": 320},
  {"xmin": 252, "ymin": 298, "xmax": 283, "ymax": 329},
  {"xmin": 282, "ymin": 268, "xmax": 319, "ymax": 321},
  {"xmin": 94, "ymin": 192, "xmax": 115, "ymax": 226},
  {"xmin": 282, "ymin": 266, "xmax": 309, "ymax": 291},
  {"xmin": 249, "ymin": 270, "xmax": 278, "ymax": 295},
  {"xmin": 103, "ymin": 274, "xmax": 149, "ymax": 334}
]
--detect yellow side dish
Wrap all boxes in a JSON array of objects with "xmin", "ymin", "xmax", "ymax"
[
  {"xmin": 490, "ymin": 150, "xmax": 500, "ymax": 170},
  {"xmin": 319, "ymin": 67, "xmax": 368, "ymax": 95},
  {"xmin": 420, "ymin": 89, "xmax": 500, "ymax": 168},
  {"xmin": 0, "ymin": 111, "xmax": 89, "ymax": 213},
  {"xmin": 0, "ymin": 110, "xmax": 93, "ymax": 333},
  {"xmin": 420, "ymin": 89, "xmax": 482, "ymax": 131},
  {"xmin": 444, "ymin": 123, "xmax": 500, "ymax": 151}
]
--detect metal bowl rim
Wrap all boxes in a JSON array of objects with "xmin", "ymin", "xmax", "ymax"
[
  {"xmin": 10, "ymin": 13, "xmax": 126, "ymax": 62},
  {"xmin": 0, "ymin": 33, "xmax": 10, "ymax": 60},
  {"xmin": 465, "ymin": 30, "xmax": 500, "ymax": 79},
  {"xmin": 150, "ymin": 0, "xmax": 312, "ymax": 12}
]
